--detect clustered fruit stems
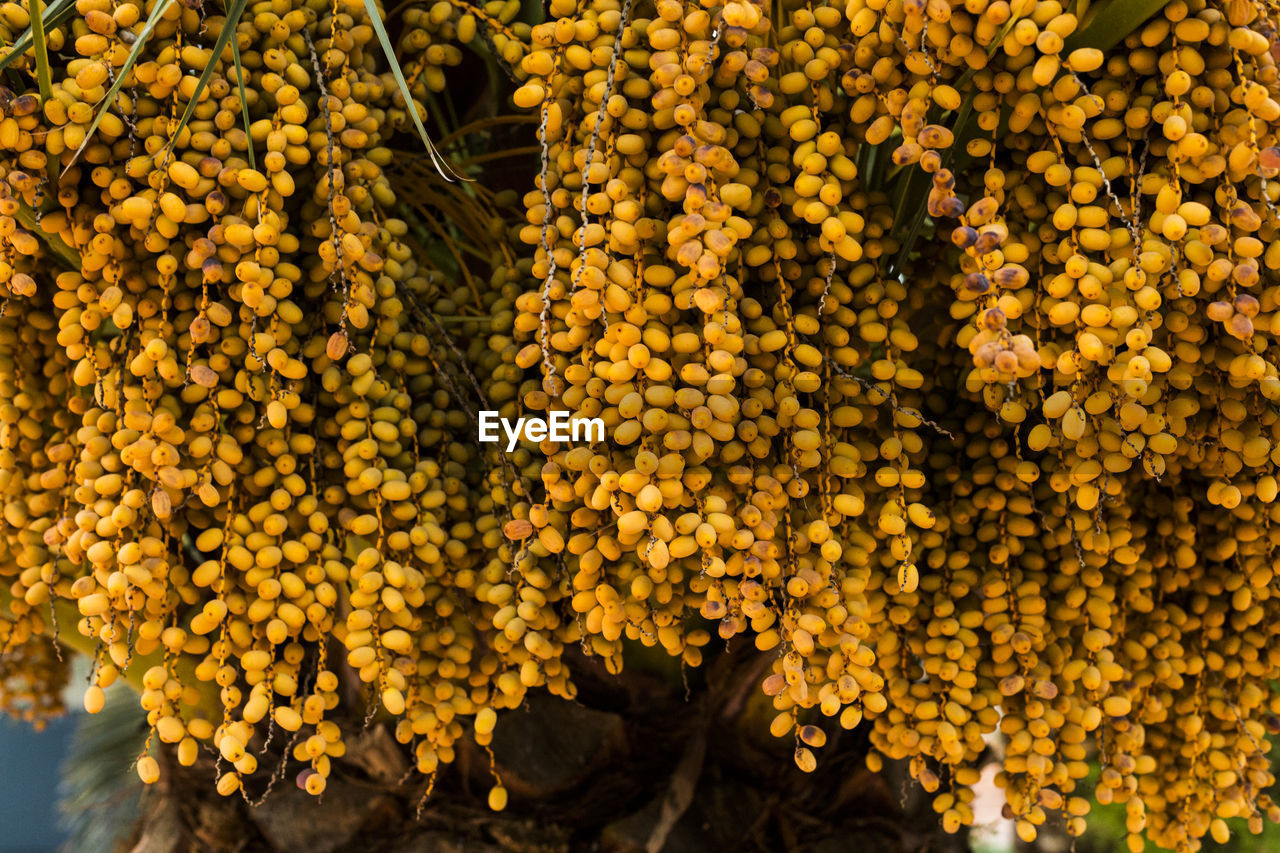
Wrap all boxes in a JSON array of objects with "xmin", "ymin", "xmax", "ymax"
[{"xmin": 1, "ymin": 1, "xmax": 1280, "ymax": 850}]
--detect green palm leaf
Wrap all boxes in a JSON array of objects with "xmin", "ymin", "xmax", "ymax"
[
  {"xmin": 27, "ymin": 0, "xmax": 52, "ymax": 100},
  {"xmin": 1064, "ymin": 0, "xmax": 1174, "ymax": 53},
  {"xmin": 230, "ymin": 29, "xmax": 255, "ymax": 170}
]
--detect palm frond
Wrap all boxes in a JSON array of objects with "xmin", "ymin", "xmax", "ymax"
[
  {"xmin": 27, "ymin": 0, "xmax": 52, "ymax": 100},
  {"xmin": 58, "ymin": 692, "xmax": 146, "ymax": 853},
  {"xmin": 230, "ymin": 31, "xmax": 255, "ymax": 170}
]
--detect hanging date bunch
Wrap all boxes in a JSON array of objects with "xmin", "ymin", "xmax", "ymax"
[
  {"xmin": 0, "ymin": 0, "xmax": 540, "ymax": 811},
  {"xmin": 506, "ymin": 0, "xmax": 1280, "ymax": 849}
]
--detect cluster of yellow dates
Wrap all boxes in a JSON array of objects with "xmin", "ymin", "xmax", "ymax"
[
  {"xmin": 507, "ymin": 0, "xmax": 1280, "ymax": 848},
  {"xmin": 0, "ymin": 0, "xmax": 534, "ymax": 809},
  {"xmin": 1, "ymin": 0, "xmax": 1280, "ymax": 848}
]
